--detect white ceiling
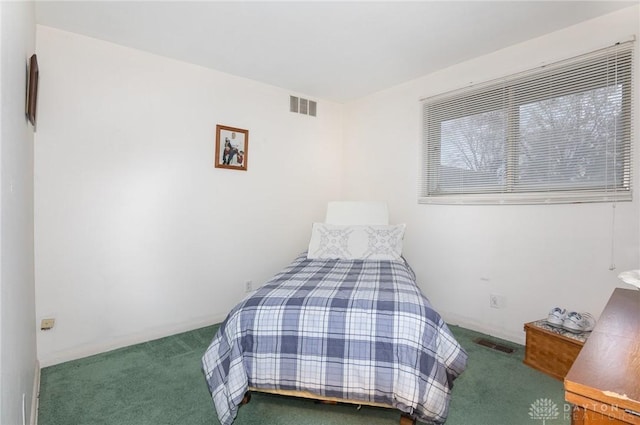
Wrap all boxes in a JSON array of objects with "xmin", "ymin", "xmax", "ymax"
[{"xmin": 35, "ymin": 1, "xmax": 638, "ymax": 103}]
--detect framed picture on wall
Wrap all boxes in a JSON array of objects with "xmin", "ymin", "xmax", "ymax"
[
  {"xmin": 25, "ymin": 54, "xmax": 39, "ymax": 127},
  {"xmin": 214, "ymin": 124, "xmax": 249, "ymax": 171}
]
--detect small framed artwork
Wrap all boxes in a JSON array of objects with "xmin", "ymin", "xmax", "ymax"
[
  {"xmin": 25, "ymin": 54, "xmax": 39, "ymax": 127},
  {"xmin": 215, "ymin": 124, "xmax": 248, "ymax": 171}
]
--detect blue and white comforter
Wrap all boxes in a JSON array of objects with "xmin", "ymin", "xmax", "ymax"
[{"xmin": 202, "ymin": 253, "xmax": 467, "ymax": 425}]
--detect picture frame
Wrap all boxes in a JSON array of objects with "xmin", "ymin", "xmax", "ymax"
[
  {"xmin": 215, "ymin": 124, "xmax": 249, "ymax": 171},
  {"xmin": 25, "ymin": 54, "xmax": 39, "ymax": 127}
]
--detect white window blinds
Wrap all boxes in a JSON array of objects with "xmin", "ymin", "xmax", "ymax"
[{"xmin": 421, "ymin": 41, "xmax": 634, "ymax": 205}]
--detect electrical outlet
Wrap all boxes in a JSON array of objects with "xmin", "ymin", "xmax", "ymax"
[
  {"xmin": 490, "ymin": 295, "xmax": 498, "ymax": 308},
  {"xmin": 40, "ymin": 318, "xmax": 55, "ymax": 330},
  {"xmin": 489, "ymin": 294, "xmax": 506, "ymax": 309},
  {"xmin": 245, "ymin": 280, "xmax": 253, "ymax": 292}
]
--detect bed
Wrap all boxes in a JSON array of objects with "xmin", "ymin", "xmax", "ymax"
[{"xmin": 202, "ymin": 202, "xmax": 467, "ymax": 425}]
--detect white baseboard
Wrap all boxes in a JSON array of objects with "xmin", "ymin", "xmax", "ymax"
[
  {"xmin": 38, "ymin": 314, "xmax": 227, "ymax": 368},
  {"xmin": 440, "ymin": 311, "xmax": 526, "ymax": 346},
  {"xmin": 37, "ymin": 311, "xmax": 527, "ymax": 368},
  {"xmin": 31, "ymin": 359, "xmax": 40, "ymax": 425}
]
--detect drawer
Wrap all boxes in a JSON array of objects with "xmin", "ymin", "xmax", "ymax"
[{"xmin": 567, "ymin": 402, "xmax": 640, "ymax": 425}]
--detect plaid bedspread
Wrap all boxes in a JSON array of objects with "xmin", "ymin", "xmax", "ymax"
[{"xmin": 202, "ymin": 253, "xmax": 467, "ymax": 425}]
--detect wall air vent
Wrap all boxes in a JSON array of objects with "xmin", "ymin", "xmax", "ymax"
[
  {"xmin": 290, "ymin": 96, "xmax": 299, "ymax": 113},
  {"xmin": 308, "ymin": 100, "xmax": 317, "ymax": 117},
  {"xmin": 290, "ymin": 95, "xmax": 317, "ymax": 117}
]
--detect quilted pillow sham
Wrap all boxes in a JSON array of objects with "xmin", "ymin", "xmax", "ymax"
[{"xmin": 307, "ymin": 223, "xmax": 405, "ymax": 260}]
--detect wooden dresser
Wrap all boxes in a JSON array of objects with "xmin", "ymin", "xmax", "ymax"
[{"xmin": 564, "ymin": 288, "xmax": 640, "ymax": 425}]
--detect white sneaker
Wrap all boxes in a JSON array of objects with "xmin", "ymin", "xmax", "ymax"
[
  {"xmin": 547, "ymin": 307, "xmax": 566, "ymax": 327},
  {"xmin": 562, "ymin": 312, "xmax": 595, "ymax": 333}
]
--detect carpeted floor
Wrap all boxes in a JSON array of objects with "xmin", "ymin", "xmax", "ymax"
[{"xmin": 37, "ymin": 324, "xmax": 570, "ymax": 425}]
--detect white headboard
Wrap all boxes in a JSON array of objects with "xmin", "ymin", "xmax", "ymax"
[{"xmin": 325, "ymin": 201, "xmax": 389, "ymax": 225}]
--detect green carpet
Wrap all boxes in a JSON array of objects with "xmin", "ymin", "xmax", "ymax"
[{"xmin": 38, "ymin": 325, "xmax": 570, "ymax": 425}]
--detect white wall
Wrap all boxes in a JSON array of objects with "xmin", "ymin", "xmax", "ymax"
[
  {"xmin": 34, "ymin": 26, "xmax": 343, "ymax": 366},
  {"xmin": 0, "ymin": 2, "xmax": 38, "ymax": 425},
  {"xmin": 34, "ymin": 6, "xmax": 640, "ymax": 365},
  {"xmin": 343, "ymin": 6, "xmax": 640, "ymax": 344}
]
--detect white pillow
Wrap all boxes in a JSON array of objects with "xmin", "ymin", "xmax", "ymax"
[{"xmin": 307, "ymin": 223, "xmax": 405, "ymax": 260}]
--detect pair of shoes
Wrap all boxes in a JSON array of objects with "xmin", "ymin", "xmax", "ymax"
[{"xmin": 547, "ymin": 308, "xmax": 596, "ymax": 333}]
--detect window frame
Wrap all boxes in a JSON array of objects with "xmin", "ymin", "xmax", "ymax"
[{"xmin": 420, "ymin": 42, "xmax": 634, "ymax": 205}]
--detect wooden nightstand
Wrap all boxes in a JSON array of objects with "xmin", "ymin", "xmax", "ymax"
[{"xmin": 523, "ymin": 319, "xmax": 587, "ymax": 381}]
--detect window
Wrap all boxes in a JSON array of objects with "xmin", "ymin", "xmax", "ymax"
[{"xmin": 421, "ymin": 42, "xmax": 634, "ymax": 205}]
